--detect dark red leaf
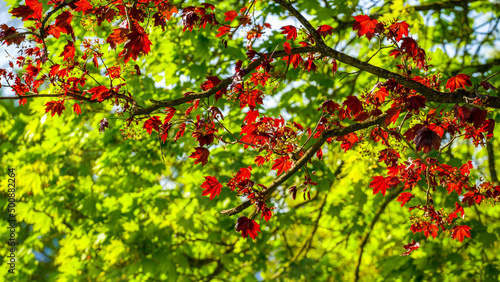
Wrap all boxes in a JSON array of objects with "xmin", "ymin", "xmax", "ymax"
[
  {"xmin": 189, "ymin": 147, "xmax": 210, "ymax": 166},
  {"xmin": 414, "ymin": 127, "xmax": 441, "ymax": 153},
  {"xmin": 235, "ymin": 216, "xmax": 261, "ymax": 240},
  {"xmin": 99, "ymin": 118, "xmax": 109, "ymax": 133},
  {"xmin": 389, "ymin": 21, "xmax": 409, "ymax": 41},
  {"xmin": 401, "ymin": 240, "xmax": 420, "ymax": 256},
  {"xmin": 280, "ymin": 25, "xmax": 297, "ymax": 40},
  {"xmin": 316, "ymin": 24, "xmax": 334, "ymax": 38},
  {"xmin": 370, "ymin": 176, "xmax": 389, "ymax": 196}
]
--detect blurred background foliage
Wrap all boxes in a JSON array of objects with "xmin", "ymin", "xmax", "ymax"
[{"xmin": 1, "ymin": 0, "xmax": 500, "ymax": 280}]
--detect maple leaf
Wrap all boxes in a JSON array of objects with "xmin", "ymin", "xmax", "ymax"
[
  {"xmin": 122, "ymin": 29, "xmax": 152, "ymax": 62},
  {"xmin": 400, "ymin": 240, "xmax": 420, "ymax": 256},
  {"xmin": 352, "ymin": 14, "xmax": 378, "ymax": 39},
  {"xmin": 106, "ymin": 28, "xmax": 128, "ymax": 49},
  {"xmin": 143, "ymin": 116, "xmax": 162, "ymax": 135},
  {"xmin": 261, "ymin": 209, "xmax": 273, "ymax": 222},
  {"xmin": 480, "ymin": 81, "xmax": 498, "ymax": 91},
  {"xmin": 60, "ymin": 41, "xmax": 75, "ymax": 62},
  {"xmin": 389, "ymin": 21, "xmax": 409, "ymax": 41},
  {"xmin": 283, "ymin": 42, "xmax": 291, "ymax": 55},
  {"xmin": 235, "ymin": 166, "xmax": 252, "ymax": 180},
  {"xmin": 216, "ymin": 26, "xmax": 231, "ymax": 37},
  {"xmin": 224, "ymin": 10, "xmax": 238, "ymax": 22},
  {"xmin": 280, "ymin": 25, "xmax": 297, "ymax": 40},
  {"xmin": 45, "ymin": 101, "xmax": 65, "ymax": 117},
  {"xmin": 303, "ymin": 59, "xmax": 317, "ymax": 72},
  {"xmin": 414, "ymin": 127, "xmax": 441, "ymax": 153},
  {"xmin": 235, "ymin": 216, "xmax": 261, "ymax": 240},
  {"xmin": 451, "ymin": 225, "xmax": 471, "ymax": 242},
  {"xmin": 396, "ymin": 192, "xmax": 414, "ymax": 207},
  {"xmin": 282, "ymin": 54, "xmax": 303, "ymax": 69},
  {"xmin": 26, "ymin": 0, "xmax": 43, "ymax": 20},
  {"xmin": 54, "ymin": 11, "xmax": 73, "ymax": 36},
  {"xmin": 374, "ymin": 87, "xmax": 389, "ymax": 103},
  {"xmin": 10, "ymin": 5, "xmax": 34, "ymax": 20},
  {"xmin": 244, "ymin": 110, "xmax": 259, "ymax": 124},
  {"xmin": 254, "ymin": 156, "xmax": 266, "ymax": 166},
  {"xmin": 370, "ymin": 176, "xmax": 389, "ymax": 196},
  {"xmin": 446, "ymin": 74, "xmax": 471, "ymax": 92},
  {"xmin": 189, "ymin": 147, "xmax": 210, "ymax": 166},
  {"xmin": 164, "ymin": 107, "xmax": 176, "ymax": 123},
  {"xmin": 201, "ymin": 76, "xmax": 221, "ymax": 91},
  {"xmin": 174, "ymin": 123, "xmax": 186, "ymax": 141},
  {"xmin": 400, "ymin": 37, "xmax": 419, "ymax": 57},
  {"xmin": 272, "ymin": 156, "xmax": 292, "ymax": 176},
  {"xmin": 459, "ymin": 160, "xmax": 473, "ymax": 176},
  {"xmin": 331, "ymin": 59, "xmax": 337, "ymax": 75},
  {"xmin": 99, "ymin": 118, "xmax": 109, "ymax": 133},
  {"xmin": 88, "ymin": 85, "xmax": 111, "ymax": 102},
  {"xmin": 343, "ymin": 95, "xmax": 363, "ymax": 116},
  {"xmin": 73, "ymin": 0, "xmax": 93, "ymax": 13},
  {"xmin": 200, "ymin": 176, "xmax": 222, "ymax": 200},
  {"xmin": 73, "ymin": 103, "xmax": 81, "ymax": 115},
  {"xmin": 317, "ymin": 24, "xmax": 334, "ymax": 38}
]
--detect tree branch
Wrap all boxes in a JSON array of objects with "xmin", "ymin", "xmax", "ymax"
[{"xmin": 220, "ymin": 113, "xmax": 388, "ymax": 216}]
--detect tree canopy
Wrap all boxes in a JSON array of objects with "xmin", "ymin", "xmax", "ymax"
[{"xmin": 1, "ymin": 0, "xmax": 500, "ymax": 280}]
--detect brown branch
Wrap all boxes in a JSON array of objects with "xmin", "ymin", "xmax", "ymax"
[
  {"xmin": 487, "ymin": 140, "xmax": 499, "ymax": 185},
  {"xmin": 414, "ymin": 0, "xmax": 480, "ymax": 12},
  {"xmin": 220, "ymin": 113, "xmax": 388, "ymax": 216},
  {"xmin": 0, "ymin": 92, "xmax": 96, "ymax": 103}
]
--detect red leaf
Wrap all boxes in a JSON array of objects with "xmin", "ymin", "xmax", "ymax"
[
  {"xmin": 44, "ymin": 101, "xmax": 65, "ymax": 117},
  {"xmin": 26, "ymin": 0, "xmax": 43, "ymax": 20},
  {"xmin": 121, "ymin": 29, "xmax": 152, "ymax": 62},
  {"xmin": 480, "ymin": 81, "xmax": 497, "ymax": 91},
  {"xmin": 106, "ymin": 28, "xmax": 128, "ymax": 49},
  {"xmin": 235, "ymin": 216, "xmax": 261, "ymax": 240},
  {"xmin": 244, "ymin": 110, "xmax": 259, "ymax": 124},
  {"xmin": 272, "ymin": 156, "xmax": 292, "ymax": 176},
  {"xmin": 73, "ymin": 0, "xmax": 93, "ymax": 13},
  {"xmin": 216, "ymin": 26, "xmax": 231, "ymax": 37},
  {"xmin": 174, "ymin": 123, "xmax": 186, "ymax": 141},
  {"xmin": 400, "ymin": 240, "xmax": 420, "ymax": 256},
  {"xmin": 283, "ymin": 42, "xmax": 291, "ymax": 55},
  {"xmin": 331, "ymin": 59, "xmax": 337, "ymax": 75},
  {"xmin": 235, "ymin": 166, "xmax": 252, "ymax": 180},
  {"xmin": 343, "ymin": 95, "xmax": 363, "ymax": 116},
  {"xmin": 374, "ymin": 87, "xmax": 389, "ymax": 103},
  {"xmin": 201, "ymin": 76, "xmax": 221, "ymax": 91},
  {"xmin": 60, "ymin": 40, "xmax": 76, "ymax": 61},
  {"xmin": 200, "ymin": 176, "xmax": 222, "ymax": 200},
  {"xmin": 451, "ymin": 225, "xmax": 471, "ymax": 242},
  {"xmin": 317, "ymin": 24, "xmax": 334, "ymax": 38},
  {"xmin": 164, "ymin": 107, "xmax": 176, "ymax": 123},
  {"xmin": 414, "ymin": 127, "xmax": 441, "ymax": 153},
  {"xmin": 352, "ymin": 14, "xmax": 378, "ymax": 39},
  {"xmin": 370, "ymin": 176, "xmax": 389, "ymax": 196},
  {"xmin": 88, "ymin": 85, "xmax": 111, "ymax": 102},
  {"xmin": 389, "ymin": 21, "xmax": 409, "ymax": 41},
  {"xmin": 396, "ymin": 192, "xmax": 414, "ymax": 207},
  {"xmin": 99, "ymin": 118, "xmax": 109, "ymax": 133},
  {"xmin": 254, "ymin": 156, "xmax": 266, "ymax": 166},
  {"xmin": 10, "ymin": 5, "xmax": 35, "ymax": 20},
  {"xmin": 224, "ymin": 10, "xmax": 238, "ymax": 22},
  {"xmin": 143, "ymin": 116, "xmax": 162, "ymax": 135},
  {"xmin": 189, "ymin": 147, "xmax": 210, "ymax": 166},
  {"xmin": 400, "ymin": 37, "xmax": 419, "ymax": 57},
  {"xmin": 446, "ymin": 74, "xmax": 471, "ymax": 92},
  {"xmin": 280, "ymin": 25, "xmax": 297, "ymax": 40},
  {"xmin": 459, "ymin": 160, "xmax": 473, "ymax": 176},
  {"xmin": 73, "ymin": 103, "xmax": 81, "ymax": 115}
]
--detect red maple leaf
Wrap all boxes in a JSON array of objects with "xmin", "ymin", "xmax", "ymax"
[
  {"xmin": 143, "ymin": 116, "xmax": 162, "ymax": 135},
  {"xmin": 54, "ymin": 11, "xmax": 73, "ymax": 35},
  {"xmin": 201, "ymin": 76, "xmax": 221, "ymax": 91},
  {"xmin": 254, "ymin": 156, "xmax": 267, "ymax": 166},
  {"xmin": 73, "ymin": 0, "xmax": 93, "ymax": 13},
  {"xmin": 60, "ymin": 40, "xmax": 75, "ymax": 61},
  {"xmin": 164, "ymin": 107, "xmax": 176, "ymax": 123},
  {"xmin": 26, "ymin": 0, "xmax": 43, "ymax": 19},
  {"xmin": 235, "ymin": 216, "xmax": 261, "ymax": 240},
  {"xmin": 200, "ymin": 176, "xmax": 222, "ymax": 200},
  {"xmin": 284, "ymin": 54, "xmax": 303, "ymax": 69},
  {"xmin": 235, "ymin": 166, "xmax": 252, "ymax": 180},
  {"xmin": 283, "ymin": 42, "xmax": 291, "ymax": 55},
  {"xmin": 224, "ymin": 10, "xmax": 238, "ymax": 22},
  {"xmin": 280, "ymin": 25, "xmax": 297, "ymax": 40},
  {"xmin": 244, "ymin": 110, "xmax": 259, "ymax": 124},
  {"xmin": 451, "ymin": 225, "xmax": 471, "ymax": 242},
  {"xmin": 343, "ymin": 95, "xmax": 363, "ymax": 116},
  {"xmin": 352, "ymin": 14, "xmax": 378, "ymax": 39},
  {"xmin": 370, "ymin": 176, "xmax": 389, "ymax": 196},
  {"xmin": 121, "ymin": 29, "xmax": 152, "ymax": 62},
  {"xmin": 272, "ymin": 156, "xmax": 292, "ymax": 176},
  {"xmin": 400, "ymin": 240, "xmax": 420, "ymax": 256},
  {"xmin": 414, "ymin": 127, "xmax": 441, "ymax": 153},
  {"xmin": 389, "ymin": 21, "xmax": 409, "ymax": 41},
  {"xmin": 331, "ymin": 59, "xmax": 337, "ymax": 75},
  {"xmin": 174, "ymin": 123, "xmax": 186, "ymax": 141},
  {"xmin": 396, "ymin": 192, "xmax": 414, "ymax": 207},
  {"xmin": 317, "ymin": 24, "xmax": 334, "ymax": 38},
  {"xmin": 400, "ymin": 37, "xmax": 419, "ymax": 57},
  {"xmin": 73, "ymin": 103, "xmax": 81, "ymax": 115},
  {"xmin": 88, "ymin": 85, "xmax": 111, "ymax": 102},
  {"xmin": 446, "ymin": 74, "xmax": 471, "ymax": 92},
  {"xmin": 189, "ymin": 147, "xmax": 210, "ymax": 166},
  {"xmin": 216, "ymin": 26, "xmax": 231, "ymax": 37},
  {"xmin": 45, "ymin": 100, "xmax": 65, "ymax": 117}
]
